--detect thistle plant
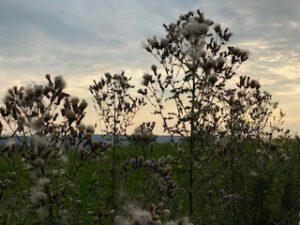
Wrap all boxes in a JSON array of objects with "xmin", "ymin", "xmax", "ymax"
[
  {"xmin": 0, "ymin": 75, "xmax": 97, "ymax": 179},
  {"xmin": 139, "ymin": 10, "xmax": 246, "ymax": 216},
  {"xmin": 223, "ymin": 77, "xmax": 268, "ymax": 137},
  {"xmin": 89, "ymin": 71, "xmax": 146, "ymax": 209},
  {"xmin": 0, "ymin": 75, "xmax": 97, "ymax": 224},
  {"xmin": 138, "ymin": 9, "xmax": 282, "ymax": 218},
  {"xmin": 0, "ymin": 75, "xmax": 91, "ymax": 148}
]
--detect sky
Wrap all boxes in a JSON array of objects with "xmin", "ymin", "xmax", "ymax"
[{"xmin": 0, "ymin": 0, "xmax": 300, "ymax": 134}]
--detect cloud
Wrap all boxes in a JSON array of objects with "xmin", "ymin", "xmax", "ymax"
[{"xmin": 0, "ymin": 0, "xmax": 300, "ymax": 133}]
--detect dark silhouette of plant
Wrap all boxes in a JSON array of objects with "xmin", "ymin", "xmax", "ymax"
[
  {"xmin": 0, "ymin": 75, "xmax": 99, "ymax": 224},
  {"xmin": 0, "ymin": 74, "xmax": 91, "ymax": 147},
  {"xmin": 139, "ymin": 10, "xmax": 244, "ymax": 216},
  {"xmin": 89, "ymin": 71, "xmax": 146, "ymax": 209},
  {"xmin": 139, "ymin": 10, "xmax": 282, "ymax": 218}
]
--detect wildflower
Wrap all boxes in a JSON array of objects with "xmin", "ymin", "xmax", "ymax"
[
  {"xmin": 65, "ymin": 110, "xmax": 76, "ymax": 122},
  {"xmin": 51, "ymin": 169, "xmax": 58, "ymax": 176},
  {"xmin": 61, "ymin": 155, "xmax": 68, "ymax": 163},
  {"xmin": 160, "ymin": 37, "xmax": 169, "ymax": 48},
  {"xmin": 181, "ymin": 18, "xmax": 208, "ymax": 38},
  {"xmin": 256, "ymin": 149, "xmax": 263, "ymax": 154},
  {"xmin": 250, "ymin": 80, "xmax": 260, "ymax": 89},
  {"xmin": 281, "ymin": 153, "xmax": 289, "ymax": 161},
  {"xmin": 45, "ymin": 74, "xmax": 51, "ymax": 81},
  {"xmin": 43, "ymin": 112, "xmax": 51, "ymax": 122},
  {"xmin": 30, "ymin": 190, "xmax": 48, "ymax": 204},
  {"xmin": 70, "ymin": 97, "xmax": 79, "ymax": 106},
  {"xmin": 38, "ymin": 178, "xmax": 50, "ymax": 188},
  {"xmin": 79, "ymin": 99, "xmax": 88, "ymax": 111},
  {"xmin": 75, "ymin": 200, "xmax": 82, "ymax": 207},
  {"xmin": 142, "ymin": 74, "xmax": 153, "ymax": 86},
  {"xmin": 34, "ymin": 85, "xmax": 44, "ymax": 97},
  {"xmin": 54, "ymin": 76, "xmax": 66, "ymax": 89},
  {"xmin": 31, "ymin": 118, "xmax": 44, "ymax": 131},
  {"xmin": 249, "ymin": 170, "xmax": 258, "ymax": 177},
  {"xmin": 138, "ymin": 89, "xmax": 147, "ymax": 96},
  {"xmin": 208, "ymin": 74, "xmax": 218, "ymax": 85},
  {"xmin": 148, "ymin": 36, "xmax": 159, "ymax": 48},
  {"xmin": 3, "ymin": 179, "xmax": 12, "ymax": 187},
  {"xmin": 77, "ymin": 123, "xmax": 86, "ymax": 132},
  {"xmin": 161, "ymin": 209, "xmax": 171, "ymax": 218},
  {"xmin": 214, "ymin": 23, "xmax": 221, "ymax": 33},
  {"xmin": 169, "ymin": 23, "xmax": 177, "ymax": 31},
  {"xmin": 104, "ymin": 72, "xmax": 112, "ymax": 83},
  {"xmin": 151, "ymin": 64, "xmax": 157, "ymax": 73},
  {"xmin": 216, "ymin": 56, "xmax": 225, "ymax": 69}
]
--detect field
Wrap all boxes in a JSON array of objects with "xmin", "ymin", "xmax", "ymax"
[{"xmin": 0, "ymin": 140, "xmax": 299, "ymax": 225}]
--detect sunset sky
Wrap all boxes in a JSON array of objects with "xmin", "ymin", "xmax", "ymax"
[{"xmin": 0, "ymin": 0, "xmax": 300, "ymax": 134}]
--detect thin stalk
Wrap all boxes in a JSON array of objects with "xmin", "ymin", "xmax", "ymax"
[{"xmin": 188, "ymin": 70, "xmax": 196, "ymax": 216}]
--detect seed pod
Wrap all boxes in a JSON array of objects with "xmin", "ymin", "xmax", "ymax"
[
  {"xmin": 208, "ymin": 74, "xmax": 218, "ymax": 85},
  {"xmin": 54, "ymin": 76, "xmax": 66, "ymax": 90},
  {"xmin": 79, "ymin": 99, "xmax": 88, "ymax": 111},
  {"xmin": 151, "ymin": 64, "xmax": 157, "ymax": 74}
]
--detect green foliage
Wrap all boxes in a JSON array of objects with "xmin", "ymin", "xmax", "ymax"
[{"xmin": 0, "ymin": 141, "xmax": 299, "ymax": 224}]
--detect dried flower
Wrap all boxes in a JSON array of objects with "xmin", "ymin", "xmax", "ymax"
[
  {"xmin": 38, "ymin": 178, "xmax": 50, "ymax": 188},
  {"xmin": 54, "ymin": 76, "xmax": 66, "ymax": 89}
]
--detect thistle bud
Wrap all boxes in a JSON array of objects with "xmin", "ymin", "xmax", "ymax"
[
  {"xmin": 43, "ymin": 112, "xmax": 51, "ymax": 122},
  {"xmin": 31, "ymin": 118, "xmax": 44, "ymax": 131},
  {"xmin": 216, "ymin": 56, "xmax": 225, "ymax": 69},
  {"xmin": 31, "ymin": 191, "xmax": 48, "ymax": 204},
  {"xmin": 161, "ymin": 209, "xmax": 171, "ymax": 218},
  {"xmin": 77, "ymin": 123, "xmax": 86, "ymax": 132},
  {"xmin": 54, "ymin": 76, "xmax": 66, "ymax": 89},
  {"xmin": 38, "ymin": 178, "xmax": 50, "ymax": 188},
  {"xmin": 142, "ymin": 74, "xmax": 153, "ymax": 86},
  {"xmin": 70, "ymin": 97, "xmax": 79, "ymax": 107},
  {"xmin": 79, "ymin": 99, "xmax": 88, "ymax": 111},
  {"xmin": 250, "ymin": 80, "xmax": 260, "ymax": 89},
  {"xmin": 208, "ymin": 74, "xmax": 218, "ymax": 85},
  {"xmin": 45, "ymin": 74, "xmax": 51, "ymax": 81},
  {"xmin": 65, "ymin": 110, "xmax": 76, "ymax": 122},
  {"xmin": 151, "ymin": 64, "xmax": 157, "ymax": 73}
]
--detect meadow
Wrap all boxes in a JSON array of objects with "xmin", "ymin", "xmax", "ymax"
[{"xmin": 0, "ymin": 9, "xmax": 299, "ymax": 225}]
